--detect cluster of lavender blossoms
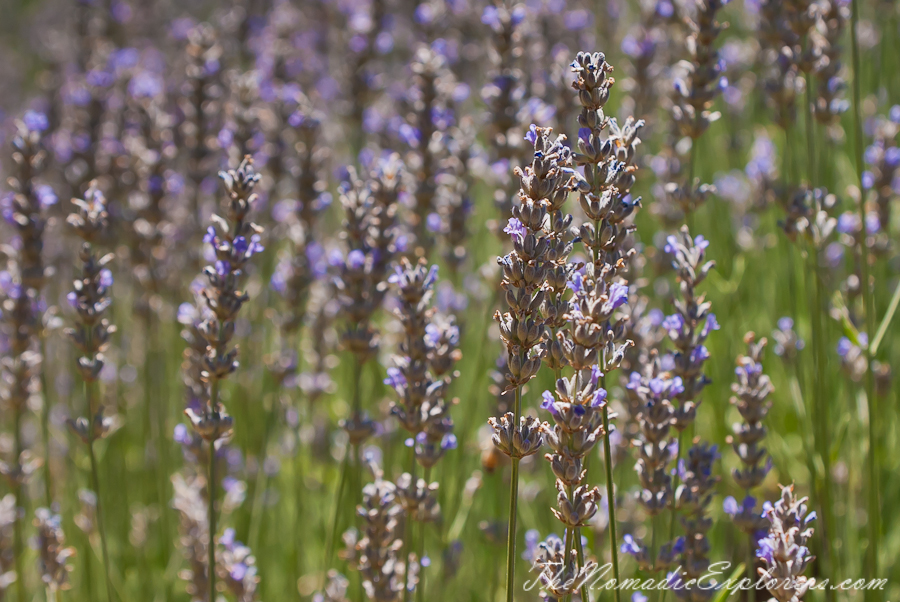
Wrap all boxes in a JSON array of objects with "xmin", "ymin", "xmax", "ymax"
[
  {"xmin": 659, "ymin": 0, "xmax": 730, "ymax": 222},
  {"xmin": 334, "ymin": 154, "xmax": 404, "ymax": 448},
  {"xmin": 724, "ymin": 334, "xmax": 774, "ymax": 538},
  {"xmin": 355, "ymin": 463, "xmax": 405, "ymax": 602},
  {"xmin": 757, "ymin": 485, "xmax": 816, "ymax": 602}
]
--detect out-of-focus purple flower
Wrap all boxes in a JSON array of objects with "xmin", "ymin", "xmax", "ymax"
[
  {"xmin": 99, "ymin": 269, "xmax": 113, "ymax": 288},
  {"xmin": 347, "ymin": 249, "xmax": 366, "ymax": 270},
  {"xmin": 563, "ymin": 9, "xmax": 591, "ymax": 30},
  {"xmin": 441, "ymin": 434, "xmax": 458, "ymax": 450},
  {"xmin": 836, "ymin": 337, "xmax": 852, "ymax": 357},
  {"xmin": 620, "ymin": 534, "xmax": 641, "ymax": 556},
  {"xmin": 177, "ymin": 303, "xmax": 197, "ymax": 325},
  {"xmin": 384, "ymin": 367, "xmax": 406, "ymax": 391},
  {"xmin": 824, "ymin": 242, "xmax": 844, "ymax": 268},
  {"xmin": 398, "ymin": 123, "xmax": 421, "ymax": 147},
  {"xmin": 215, "ymin": 260, "xmax": 231, "ymax": 276},
  {"xmin": 35, "ymin": 185, "xmax": 57, "ymax": 208},
  {"xmin": 481, "ymin": 5, "xmax": 500, "ymax": 28},
  {"xmin": 426, "ymin": 212, "xmax": 442, "ymax": 233},
  {"xmin": 23, "ymin": 110, "xmax": 49, "ymax": 132},
  {"xmin": 890, "ymin": 105, "xmax": 900, "ymax": 123}
]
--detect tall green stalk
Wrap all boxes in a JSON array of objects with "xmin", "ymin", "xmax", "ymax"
[
  {"xmin": 208, "ymin": 377, "xmax": 219, "ymax": 602},
  {"xmin": 86, "ymin": 377, "xmax": 114, "ymax": 602},
  {"xmin": 12, "ymin": 402, "xmax": 24, "ymax": 602},
  {"xmin": 601, "ymin": 398, "xmax": 620, "ymax": 602},
  {"xmin": 505, "ymin": 386, "xmax": 522, "ymax": 602},
  {"xmin": 804, "ymin": 80, "xmax": 836, "ymax": 602},
  {"xmin": 402, "ymin": 444, "xmax": 417, "ymax": 602},
  {"xmin": 40, "ymin": 337, "xmax": 52, "ymax": 509},
  {"xmin": 848, "ymin": 0, "xmax": 880, "ymax": 593},
  {"xmin": 415, "ymin": 466, "xmax": 431, "ymax": 602}
]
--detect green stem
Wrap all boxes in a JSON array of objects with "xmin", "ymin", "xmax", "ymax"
[
  {"xmin": 686, "ymin": 140, "xmax": 697, "ymax": 232},
  {"xmin": 659, "ymin": 430, "xmax": 684, "ymax": 602},
  {"xmin": 40, "ymin": 336, "xmax": 52, "ymax": 508},
  {"xmin": 849, "ymin": 1, "xmax": 880, "ymax": 592},
  {"xmin": 563, "ymin": 524, "xmax": 574, "ymax": 602},
  {"xmin": 574, "ymin": 531, "xmax": 590, "ymax": 602},
  {"xmin": 323, "ymin": 450, "xmax": 350, "ymax": 583},
  {"xmin": 602, "ymin": 402, "xmax": 620, "ymax": 602},
  {"xmin": 86, "ymin": 378, "xmax": 114, "ymax": 602},
  {"xmin": 505, "ymin": 386, "xmax": 522, "ymax": 602},
  {"xmin": 804, "ymin": 74, "xmax": 837, "ymax": 601},
  {"xmin": 809, "ymin": 255, "xmax": 836, "ymax": 597},
  {"xmin": 208, "ymin": 377, "xmax": 219, "ymax": 602},
  {"xmin": 416, "ymin": 467, "xmax": 431, "ymax": 602},
  {"xmin": 402, "ymin": 444, "xmax": 417, "ymax": 602},
  {"xmin": 13, "ymin": 402, "xmax": 24, "ymax": 602}
]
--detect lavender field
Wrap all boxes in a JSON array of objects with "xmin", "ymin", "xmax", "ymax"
[{"xmin": 0, "ymin": 0, "xmax": 897, "ymax": 601}]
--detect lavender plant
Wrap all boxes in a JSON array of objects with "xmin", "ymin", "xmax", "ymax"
[
  {"xmin": 723, "ymin": 334, "xmax": 773, "ymax": 549},
  {"xmin": 489, "ymin": 124, "xmax": 574, "ymax": 601},
  {"xmin": 65, "ymin": 181, "xmax": 117, "ymax": 602},
  {"xmin": 384, "ymin": 257, "xmax": 459, "ymax": 600},
  {"xmin": 664, "ymin": 0, "xmax": 729, "ymax": 224},
  {"xmin": 0, "ymin": 112, "xmax": 55, "ymax": 602},
  {"xmin": 34, "ymin": 508, "xmax": 75, "ymax": 598},
  {"xmin": 181, "ymin": 156, "xmax": 264, "ymax": 602},
  {"xmin": 569, "ymin": 50, "xmax": 647, "ymax": 600}
]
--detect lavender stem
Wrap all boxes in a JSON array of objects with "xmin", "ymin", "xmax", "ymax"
[
  {"xmin": 208, "ymin": 376, "xmax": 219, "ymax": 602},
  {"xmin": 504, "ymin": 385, "xmax": 522, "ymax": 602},
  {"xmin": 849, "ymin": 1, "xmax": 880, "ymax": 593}
]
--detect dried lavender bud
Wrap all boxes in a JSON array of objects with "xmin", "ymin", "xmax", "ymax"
[
  {"xmin": 487, "ymin": 413, "xmax": 546, "ymax": 459},
  {"xmin": 355, "ymin": 472, "xmax": 404, "ymax": 602},
  {"xmin": 532, "ymin": 532, "xmax": 597, "ymax": 599},
  {"xmin": 729, "ymin": 334, "xmax": 774, "ymax": 492},
  {"xmin": 183, "ymin": 156, "xmax": 264, "ymax": 443},
  {"xmin": 33, "ymin": 507, "xmax": 75, "ymax": 592},
  {"xmin": 757, "ymin": 485, "xmax": 816, "ymax": 602}
]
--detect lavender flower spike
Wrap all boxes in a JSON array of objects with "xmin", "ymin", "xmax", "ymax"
[{"xmin": 757, "ymin": 485, "xmax": 816, "ymax": 602}]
